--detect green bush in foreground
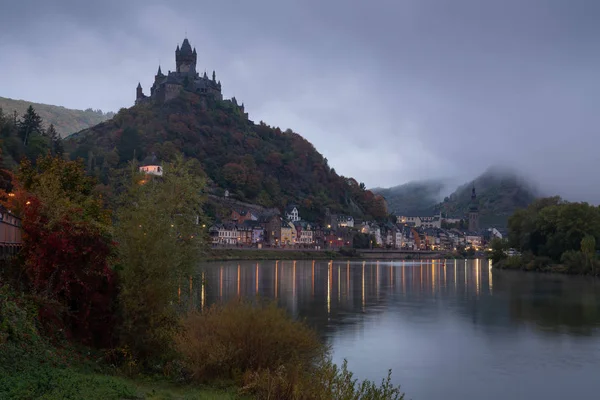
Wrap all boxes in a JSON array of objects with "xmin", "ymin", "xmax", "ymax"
[
  {"xmin": 176, "ymin": 299, "xmax": 404, "ymax": 400},
  {"xmin": 0, "ymin": 285, "xmax": 137, "ymax": 400}
]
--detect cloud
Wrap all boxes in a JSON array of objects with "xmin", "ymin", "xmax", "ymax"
[{"xmin": 1, "ymin": 0, "xmax": 599, "ymax": 202}]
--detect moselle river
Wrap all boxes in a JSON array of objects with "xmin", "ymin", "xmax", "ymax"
[{"xmin": 180, "ymin": 259, "xmax": 600, "ymax": 400}]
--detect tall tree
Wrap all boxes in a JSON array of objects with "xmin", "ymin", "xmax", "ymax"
[
  {"xmin": 116, "ymin": 155, "xmax": 207, "ymax": 363},
  {"xmin": 581, "ymin": 235, "xmax": 597, "ymax": 274},
  {"xmin": 46, "ymin": 123, "xmax": 64, "ymax": 157},
  {"xmin": 19, "ymin": 105, "xmax": 44, "ymax": 146},
  {"xmin": 46, "ymin": 123, "xmax": 59, "ymax": 141}
]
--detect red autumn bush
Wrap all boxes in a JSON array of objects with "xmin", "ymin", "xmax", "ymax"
[{"xmin": 1, "ymin": 156, "xmax": 117, "ymax": 347}]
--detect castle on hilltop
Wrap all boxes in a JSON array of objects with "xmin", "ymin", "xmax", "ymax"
[{"xmin": 136, "ymin": 38, "xmax": 235, "ymax": 106}]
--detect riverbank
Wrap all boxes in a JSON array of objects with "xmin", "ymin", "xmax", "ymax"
[
  {"xmin": 0, "ymin": 291, "xmax": 243, "ymax": 400},
  {"xmin": 202, "ymin": 247, "xmax": 458, "ymax": 261},
  {"xmin": 493, "ymin": 254, "xmax": 596, "ymax": 275},
  {"xmin": 0, "ymin": 333, "xmax": 242, "ymax": 400},
  {"xmin": 202, "ymin": 248, "xmax": 343, "ymax": 261},
  {"xmin": 0, "ymin": 291, "xmax": 404, "ymax": 400}
]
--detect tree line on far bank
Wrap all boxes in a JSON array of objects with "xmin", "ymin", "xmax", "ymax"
[{"xmin": 491, "ymin": 196, "xmax": 600, "ymax": 275}]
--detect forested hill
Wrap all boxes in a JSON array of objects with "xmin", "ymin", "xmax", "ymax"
[
  {"xmin": 438, "ymin": 167, "xmax": 540, "ymax": 227},
  {"xmin": 0, "ymin": 96, "xmax": 114, "ymax": 138},
  {"xmin": 65, "ymin": 92, "xmax": 387, "ymax": 220},
  {"xmin": 371, "ymin": 180, "xmax": 447, "ymax": 215}
]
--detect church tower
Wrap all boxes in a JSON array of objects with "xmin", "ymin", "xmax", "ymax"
[
  {"xmin": 175, "ymin": 38, "xmax": 197, "ymax": 74},
  {"xmin": 468, "ymin": 184, "xmax": 479, "ymax": 232}
]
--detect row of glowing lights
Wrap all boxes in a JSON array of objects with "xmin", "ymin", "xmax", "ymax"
[{"xmin": 182, "ymin": 259, "xmax": 493, "ymax": 311}]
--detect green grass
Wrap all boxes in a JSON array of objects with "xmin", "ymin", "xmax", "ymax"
[
  {"xmin": 0, "ymin": 299, "xmax": 243, "ymax": 400},
  {"xmin": 130, "ymin": 379, "xmax": 244, "ymax": 399},
  {"xmin": 0, "ymin": 347, "xmax": 244, "ymax": 400}
]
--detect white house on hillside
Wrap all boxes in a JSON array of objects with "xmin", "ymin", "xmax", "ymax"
[
  {"xmin": 285, "ymin": 205, "xmax": 300, "ymax": 222},
  {"xmin": 139, "ymin": 154, "xmax": 163, "ymax": 177}
]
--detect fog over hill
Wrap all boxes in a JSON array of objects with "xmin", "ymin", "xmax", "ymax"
[{"xmin": 373, "ymin": 165, "xmax": 542, "ymax": 226}]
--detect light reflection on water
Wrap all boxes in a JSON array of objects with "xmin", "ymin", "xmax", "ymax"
[{"xmin": 183, "ymin": 259, "xmax": 600, "ymax": 400}]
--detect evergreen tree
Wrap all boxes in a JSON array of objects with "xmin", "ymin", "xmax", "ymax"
[
  {"xmin": 46, "ymin": 123, "xmax": 59, "ymax": 141},
  {"xmin": 19, "ymin": 105, "xmax": 44, "ymax": 146},
  {"xmin": 54, "ymin": 138, "xmax": 65, "ymax": 157},
  {"xmin": 46, "ymin": 124, "xmax": 64, "ymax": 156}
]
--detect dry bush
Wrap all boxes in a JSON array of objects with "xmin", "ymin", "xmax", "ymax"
[
  {"xmin": 175, "ymin": 299, "xmax": 325, "ymax": 383},
  {"xmin": 241, "ymin": 359, "xmax": 404, "ymax": 400},
  {"xmin": 175, "ymin": 299, "xmax": 405, "ymax": 399}
]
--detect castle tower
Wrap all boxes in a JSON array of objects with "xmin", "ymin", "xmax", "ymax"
[
  {"xmin": 175, "ymin": 38, "xmax": 197, "ymax": 74},
  {"xmin": 468, "ymin": 184, "xmax": 479, "ymax": 232},
  {"xmin": 135, "ymin": 82, "xmax": 145, "ymax": 104}
]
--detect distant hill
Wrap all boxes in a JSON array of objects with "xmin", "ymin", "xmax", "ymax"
[
  {"xmin": 65, "ymin": 91, "xmax": 388, "ymax": 221},
  {"xmin": 371, "ymin": 180, "xmax": 447, "ymax": 216},
  {"xmin": 438, "ymin": 166, "xmax": 540, "ymax": 227},
  {"xmin": 374, "ymin": 166, "xmax": 540, "ymax": 227},
  {"xmin": 0, "ymin": 96, "xmax": 114, "ymax": 138}
]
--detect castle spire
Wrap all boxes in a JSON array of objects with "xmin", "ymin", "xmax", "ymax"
[
  {"xmin": 180, "ymin": 38, "xmax": 193, "ymax": 54},
  {"xmin": 137, "ymin": 82, "xmax": 142, "ymax": 89},
  {"xmin": 157, "ymin": 65, "xmax": 163, "ymax": 76},
  {"xmin": 212, "ymin": 70, "xmax": 216, "ymax": 82}
]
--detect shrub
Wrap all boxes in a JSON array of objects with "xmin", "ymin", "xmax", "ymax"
[
  {"xmin": 339, "ymin": 248, "xmax": 358, "ymax": 257},
  {"xmin": 561, "ymin": 250, "xmax": 586, "ymax": 273},
  {"xmin": 498, "ymin": 255, "xmax": 522, "ymax": 270},
  {"xmin": 0, "ymin": 285, "xmax": 137, "ymax": 400},
  {"xmin": 560, "ymin": 250, "xmax": 600, "ymax": 275},
  {"xmin": 242, "ymin": 359, "xmax": 405, "ymax": 400},
  {"xmin": 526, "ymin": 256, "xmax": 553, "ymax": 271},
  {"xmin": 176, "ymin": 299, "xmax": 405, "ymax": 399},
  {"xmin": 316, "ymin": 359, "xmax": 404, "ymax": 400},
  {"xmin": 1, "ymin": 156, "xmax": 117, "ymax": 347},
  {"xmin": 175, "ymin": 299, "xmax": 324, "ymax": 383},
  {"xmin": 0, "ymin": 284, "xmax": 39, "ymax": 345}
]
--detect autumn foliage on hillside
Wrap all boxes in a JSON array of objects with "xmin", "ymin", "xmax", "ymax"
[
  {"xmin": 1, "ymin": 156, "xmax": 116, "ymax": 346},
  {"xmin": 66, "ymin": 92, "xmax": 387, "ymax": 220}
]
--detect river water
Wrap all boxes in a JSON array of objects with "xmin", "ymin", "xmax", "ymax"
[{"xmin": 188, "ymin": 259, "xmax": 600, "ymax": 400}]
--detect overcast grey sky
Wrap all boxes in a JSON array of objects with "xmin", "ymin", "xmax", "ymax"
[{"xmin": 1, "ymin": 0, "xmax": 599, "ymax": 201}]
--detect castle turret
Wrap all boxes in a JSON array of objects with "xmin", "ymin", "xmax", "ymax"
[
  {"xmin": 136, "ymin": 82, "xmax": 145, "ymax": 104},
  {"xmin": 176, "ymin": 38, "xmax": 197, "ymax": 74}
]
